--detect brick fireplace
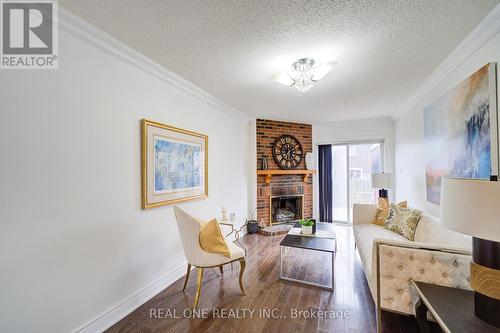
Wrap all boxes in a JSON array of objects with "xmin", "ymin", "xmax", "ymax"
[{"xmin": 256, "ymin": 119, "xmax": 313, "ymax": 228}]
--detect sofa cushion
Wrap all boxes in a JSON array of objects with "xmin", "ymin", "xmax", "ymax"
[
  {"xmin": 353, "ymin": 223, "xmax": 409, "ymax": 294},
  {"xmin": 414, "ymin": 214, "xmax": 471, "ymax": 250}
]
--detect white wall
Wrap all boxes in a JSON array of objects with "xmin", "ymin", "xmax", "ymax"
[
  {"xmin": 0, "ymin": 24, "xmax": 249, "ymax": 333},
  {"xmin": 394, "ymin": 33, "xmax": 500, "ymax": 217},
  {"xmin": 247, "ymin": 119, "xmax": 257, "ymax": 220},
  {"xmin": 312, "ymin": 117, "xmax": 395, "ymax": 219}
]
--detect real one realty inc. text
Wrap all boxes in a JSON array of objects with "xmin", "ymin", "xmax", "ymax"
[{"xmin": 150, "ymin": 308, "xmax": 351, "ymax": 320}]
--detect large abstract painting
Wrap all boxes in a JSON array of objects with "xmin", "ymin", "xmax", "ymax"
[
  {"xmin": 424, "ymin": 63, "xmax": 498, "ymax": 204},
  {"xmin": 142, "ymin": 119, "xmax": 207, "ymax": 209}
]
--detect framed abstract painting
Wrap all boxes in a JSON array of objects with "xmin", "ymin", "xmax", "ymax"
[
  {"xmin": 141, "ymin": 119, "xmax": 208, "ymax": 209},
  {"xmin": 424, "ymin": 63, "xmax": 498, "ymax": 204}
]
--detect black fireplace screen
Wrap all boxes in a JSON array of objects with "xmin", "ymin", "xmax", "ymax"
[{"xmin": 270, "ymin": 195, "xmax": 303, "ymax": 224}]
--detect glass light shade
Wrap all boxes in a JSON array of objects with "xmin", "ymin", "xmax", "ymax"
[
  {"xmin": 371, "ymin": 172, "xmax": 392, "ymax": 189},
  {"xmin": 291, "ymin": 58, "xmax": 315, "ymax": 92},
  {"xmin": 293, "ymin": 77, "xmax": 314, "ymax": 92},
  {"xmin": 271, "ymin": 58, "xmax": 337, "ymax": 92},
  {"xmin": 271, "ymin": 72, "xmax": 295, "ymax": 86},
  {"xmin": 440, "ymin": 177, "xmax": 500, "ymax": 242},
  {"xmin": 312, "ymin": 61, "xmax": 338, "ymax": 81}
]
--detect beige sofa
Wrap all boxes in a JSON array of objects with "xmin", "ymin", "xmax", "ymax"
[{"xmin": 352, "ymin": 203, "xmax": 472, "ymax": 315}]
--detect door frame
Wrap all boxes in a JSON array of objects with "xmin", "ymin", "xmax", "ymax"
[{"xmin": 317, "ymin": 139, "xmax": 385, "ymax": 224}]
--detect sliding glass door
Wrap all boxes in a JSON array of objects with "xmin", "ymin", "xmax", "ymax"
[{"xmin": 331, "ymin": 142, "xmax": 383, "ymax": 223}]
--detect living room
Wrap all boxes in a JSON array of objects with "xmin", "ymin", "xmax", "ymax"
[{"xmin": 1, "ymin": 1, "xmax": 500, "ymax": 333}]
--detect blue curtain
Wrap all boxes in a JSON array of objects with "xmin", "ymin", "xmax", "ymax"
[{"xmin": 319, "ymin": 145, "xmax": 333, "ymax": 223}]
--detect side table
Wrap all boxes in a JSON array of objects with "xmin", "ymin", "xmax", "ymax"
[{"xmin": 411, "ymin": 281, "xmax": 500, "ymax": 333}]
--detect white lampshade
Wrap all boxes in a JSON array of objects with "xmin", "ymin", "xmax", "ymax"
[
  {"xmin": 440, "ymin": 177, "xmax": 500, "ymax": 242},
  {"xmin": 371, "ymin": 172, "xmax": 392, "ymax": 189}
]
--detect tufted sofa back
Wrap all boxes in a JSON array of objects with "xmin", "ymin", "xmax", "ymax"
[{"xmin": 413, "ymin": 213, "xmax": 471, "ymax": 250}]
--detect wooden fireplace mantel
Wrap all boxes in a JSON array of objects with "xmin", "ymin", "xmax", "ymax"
[{"xmin": 257, "ymin": 170, "xmax": 316, "ymax": 184}]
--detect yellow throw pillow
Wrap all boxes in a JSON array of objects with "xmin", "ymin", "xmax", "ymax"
[
  {"xmin": 199, "ymin": 219, "xmax": 231, "ymax": 258},
  {"xmin": 373, "ymin": 198, "xmax": 407, "ymax": 225}
]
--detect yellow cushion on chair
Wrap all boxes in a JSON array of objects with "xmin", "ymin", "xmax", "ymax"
[
  {"xmin": 373, "ymin": 198, "xmax": 407, "ymax": 226},
  {"xmin": 199, "ymin": 219, "xmax": 231, "ymax": 258}
]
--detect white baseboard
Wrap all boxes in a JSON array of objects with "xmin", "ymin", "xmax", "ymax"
[
  {"xmin": 75, "ymin": 229, "xmax": 248, "ymax": 332},
  {"xmin": 238, "ymin": 226, "xmax": 248, "ymax": 237},
  {"xmin": 74, "ymin": 262, "xmax": 187, "ymax": 333}
]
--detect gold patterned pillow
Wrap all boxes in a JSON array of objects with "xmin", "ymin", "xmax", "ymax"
[
  {"xmin": 373, "ymin": 198, "xmax": 407, "ymax": 226},
  {"xmin": 384, "ymin": 204, "xmax": 422, "ymax": 240}
]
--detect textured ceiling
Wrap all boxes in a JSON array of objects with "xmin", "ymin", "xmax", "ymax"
[{"xmin": 59, "ymin": 0, "xmax": 498, "ymax": 123}]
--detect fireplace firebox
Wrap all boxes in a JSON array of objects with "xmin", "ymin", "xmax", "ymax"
[{"xmin": 270, "ymin": 195, "xmax": 304, "ymax": 225}]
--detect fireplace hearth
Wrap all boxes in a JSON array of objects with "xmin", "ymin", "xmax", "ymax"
[{"xmin": 270, "ymin": 195, "xmax": 303, "ymax": 225}]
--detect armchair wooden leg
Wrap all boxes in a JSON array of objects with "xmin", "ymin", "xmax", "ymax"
[
  {"xmin": 193, "ymin": 267, "xmax": 204, "ymax": 309},
  {"xmin": 238, "ymin": 258, "xmax": 246, "ymax": 295},
  {"xmin": 219, "ymin": 265, "xmax": 224, "ymax": 275},
  {"xmin": 182, "ymin": 263, "xmax": 191, "ymax": 291}
]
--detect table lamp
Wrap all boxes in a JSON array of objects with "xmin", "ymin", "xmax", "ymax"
[
  {"xmin": 371, "ymin": 172, "xmax": 392, "ymax": 199},
  {"xmin": 440, "ymin": 177, "xmax": 500, "ymax": 328}
]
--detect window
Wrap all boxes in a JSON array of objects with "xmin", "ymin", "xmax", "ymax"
[{"xmin": 349, "ymin": 168, "xmax": 363, "ymax": 179}]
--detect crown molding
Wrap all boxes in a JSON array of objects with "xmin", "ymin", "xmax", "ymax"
[
  {"xmin": 391, "ymin": 4, "xmax": 500, "ymax": 120},
  {"xmin": 57, "ymin": 7, "xmax": 250, "ymax": 122}
]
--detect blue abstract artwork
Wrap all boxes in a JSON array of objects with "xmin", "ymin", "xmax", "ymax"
[
  {"xmin": 154, "ymin": 137, "xmax": 202, "ymax": 193},
  {"xmin": 424, "ymin": 64, "xmax": 496, "ymax": 204}
]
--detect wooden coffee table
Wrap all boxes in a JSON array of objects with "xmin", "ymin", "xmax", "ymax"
[{"xmin": 279, "ymin": 222, "xmax": 336, "ymax": 291}]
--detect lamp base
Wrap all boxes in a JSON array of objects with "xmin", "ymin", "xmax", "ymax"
[
  {"xmin": 378, "ymin": 189, "xmax": 388, "ymax": 199},
  {"xmin": 474, "ymin": 291, "xmax": 500, "ymax": 327},
  {"xmin": 472, "ymin": 237, "xmax": 500, "ymax": 328}
]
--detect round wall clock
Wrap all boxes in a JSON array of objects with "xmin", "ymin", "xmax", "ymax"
[{"xmin": 272, "ymin": 134, "xmax": 303, "ymax": 169}]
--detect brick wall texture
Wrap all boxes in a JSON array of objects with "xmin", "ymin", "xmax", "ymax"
[{"xmin": 256, "ymin": 119, "xmax": 313, "ymax": 226}]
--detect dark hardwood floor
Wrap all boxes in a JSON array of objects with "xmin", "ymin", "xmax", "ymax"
[{"xmin": 107, "ymin": 225, "xmax": 431, "ymax": 333}]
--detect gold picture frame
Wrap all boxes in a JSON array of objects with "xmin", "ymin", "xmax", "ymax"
[{"xmin": 141, "ymin": 119, "xmax": 208, "ymax": 209}]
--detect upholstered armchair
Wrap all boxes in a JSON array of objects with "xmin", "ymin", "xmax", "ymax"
[{"xmin": 173, "ymin": 206, "xmax": 246, "ymax": 309}]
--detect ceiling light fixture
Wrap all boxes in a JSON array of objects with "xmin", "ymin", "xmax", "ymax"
[{"xmin": 271, "ymin": 58, "xmax": 337, "ymax": 93}]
